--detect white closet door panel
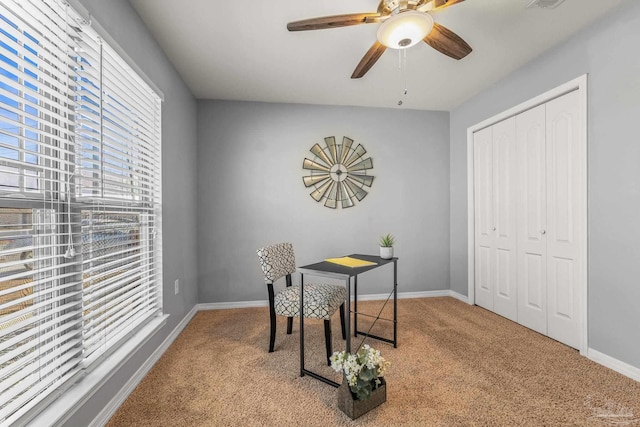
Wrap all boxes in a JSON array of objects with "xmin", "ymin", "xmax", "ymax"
[
  {"xmin": 474, "ymin": 127, "xmax": 494, "ymax": 310},
  {"xmin": 492, "ymin": 118, "xmax": 517, "ymax": 321},
  {"xmin": 549, "ymin": 257, "xmax": 575, "ymax": 315},
  {"xmin": 476, "ymin": 245, "xmax": 493, "ymax": 309},
  {"xmin": 548, "ymin": 255, "xmax": 578, "ymax": 347},
  {"xmin": 518, "ymin": 253, "xmax": 547, "ymax": 334},
  {"xmin": 516, "ymin": 105, "xmax": 547, "ymax": 334},
  {"xmin": 495, "ymin": 247, "xmax": 515, "ymax": 307},
  {"xmin": 546, "ymin": 90, "xmax": 581, "ymax": 349},
  {"xmin": 475, "ymin": 127, "xmax": 494, "ymax": 243},
  {"xmin": 549, "ymin": 113, "xmax": 573, "ymax": 246}
]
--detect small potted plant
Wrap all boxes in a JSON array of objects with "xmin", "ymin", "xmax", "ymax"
[
  {"xmin": 379, "ymin": 233, "xmax": 395, "ymax": 260},
  {"xmin": 330, "ymin": 344, "xmax": 390, "ymax": 419}
]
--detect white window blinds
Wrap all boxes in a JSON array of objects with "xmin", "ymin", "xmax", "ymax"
[
  {"xmin": 74, "ymin": 17, "xmax": 162, "ymax": 367},
  {"xmin": 0, "ymin": 0, "xmax": 162, "ymax": 424}
]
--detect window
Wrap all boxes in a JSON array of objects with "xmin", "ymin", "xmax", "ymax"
[{"xmin": 0, "ymin": 1, "xmax": 162, "ymax": 424}]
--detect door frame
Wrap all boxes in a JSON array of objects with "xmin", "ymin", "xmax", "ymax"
[{"xmin": 466, "ymin": 74, "xmax": 588, "ymax": 355}]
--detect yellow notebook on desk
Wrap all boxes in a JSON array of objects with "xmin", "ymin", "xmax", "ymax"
[{"xmin": 325, "ymin": 256, "xmax": 377, "ymax": 268}]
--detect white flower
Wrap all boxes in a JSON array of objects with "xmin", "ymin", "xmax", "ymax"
[{"xmin": 329, "ymin": 345, "xmax": 390, "ymax": 396}]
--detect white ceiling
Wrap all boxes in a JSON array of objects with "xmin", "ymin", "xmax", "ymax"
[{"xmin": 129, "ymin": 0, "xmax": 624, "ymax": 111}]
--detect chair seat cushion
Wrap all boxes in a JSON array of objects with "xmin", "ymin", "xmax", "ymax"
[{"xmin": 274, "ymin": 284, "xmax": 347, "ymax": 320}]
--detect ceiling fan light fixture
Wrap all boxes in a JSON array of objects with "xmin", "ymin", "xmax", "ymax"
[{"xmin": 376, "ymin": 11, "xmax": 434, "ymax": 50}]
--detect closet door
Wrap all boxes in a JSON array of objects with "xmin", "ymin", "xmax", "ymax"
[
  {"xmin": 473, "ymin": 86, "xmax": 584, "ymax": 351},
  {"xmin": 546, "ymin": 90, "xmax": 581, "ymax": 349},
  {"xmin": 491, "ymin": 118, "xmax": 517, "ymax": 321},
  {"xmin": 474, "ymin": 126, "xmax": 494, "ymax": 311},
  {"xmin": 516, "ymin": 104, "xmax": 547, "ymax": 334},
  {"xmin": 473, "ymin": 119, "xmax": 517, "ymax": 319}
]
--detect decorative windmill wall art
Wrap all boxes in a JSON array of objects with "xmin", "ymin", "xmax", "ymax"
[{"xmin": 302, "ymin": 136, "xmax": 374, "ymax": 209}]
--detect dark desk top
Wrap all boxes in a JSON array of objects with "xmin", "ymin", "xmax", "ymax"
[{"xmin": 297, "ymin": 254, "xmax": 397, "ymax": 278}]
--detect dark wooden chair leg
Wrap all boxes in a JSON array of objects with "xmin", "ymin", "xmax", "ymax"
[
  {"xmin": 339, "ymin": 303, "xmax": 346, "ymax": 340},
  {"xmin": 267, "ymin": 283, "xmax": 276, "ymax": 353},
  {"xmin": 324, "ymin": 319, "xmax": 332, "ymax": 366}
]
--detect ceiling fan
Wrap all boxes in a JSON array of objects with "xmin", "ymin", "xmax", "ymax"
[{"xmin": 287, "ymin": 0, "xmax": 472, "ymax": 79}]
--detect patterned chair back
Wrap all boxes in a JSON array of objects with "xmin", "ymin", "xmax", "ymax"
[{"xmin": 256, "ymin": 242, "xmax": 296, "ymax": 284}]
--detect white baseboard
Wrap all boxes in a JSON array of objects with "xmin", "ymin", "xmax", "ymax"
[
  {"xmin": 198, "ymin": 300, "xmax": 269, "ymax": 310},
  {"xmin": 198, "ymin": 290, "xmax": 462, "ymax": 310},
  {"xmin": 449, "ymin": 290, "xmax": 470, "ymax": 304},
  {"xmin": 588, "ymin": 348, "xmax": 640, "ymax": 383},
  {"xmin": 356, "ymin": 290, "xmax": 450, "ymax": 301},
  {"xmin": 89, "ymin": 306, "xmax": 199, "ymax": 427}
]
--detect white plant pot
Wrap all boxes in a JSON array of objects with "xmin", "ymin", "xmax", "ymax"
[{"xmin": 380, "ymin": 246, "xmax": 393, "ymax": 260}]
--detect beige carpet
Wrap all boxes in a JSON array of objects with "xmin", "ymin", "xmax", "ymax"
[{"xmin": 107, "ymin": 298, "xmax": 640, "ymax": 426}]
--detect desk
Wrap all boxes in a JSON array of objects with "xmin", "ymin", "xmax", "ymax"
[{"xmin": 298, "ymin": 254, "xmax": 398, "ymax": 387}]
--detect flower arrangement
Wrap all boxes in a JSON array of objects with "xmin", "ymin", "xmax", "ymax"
[{"xmin": 330, "ymin": 344, "xmax": 390, "ymax": 401}]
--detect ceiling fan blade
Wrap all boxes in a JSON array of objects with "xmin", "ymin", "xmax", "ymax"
[
  {"xmin": 287, "ymin": 13, "xmax": 381, "ymax": 31},
  {"xmin": 351, "ymin": 41, "xmax": 387, "ymax": 79},
  {"xmin": 423, "ymin": 22, "xmax": 472, "ymax": 60},
  {"xmin": 432, "ymin": 0, "xmax": 465, "ymax": 11}
]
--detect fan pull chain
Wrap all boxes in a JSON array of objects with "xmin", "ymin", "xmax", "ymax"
[{"xmin": 397, "ymin": 49, "xmax": 408, "ymax": 106}]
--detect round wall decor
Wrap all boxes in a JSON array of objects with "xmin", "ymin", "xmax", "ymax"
[{"xmin": 302, "ymin": 136, "xmax": 374, "ymax": 209}]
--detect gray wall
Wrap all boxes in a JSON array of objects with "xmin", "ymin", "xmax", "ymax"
[
  {"xmin": 450, "ymin": 0, "xmax": 639, "ymax": 369},
  {"xmin": 197, "ymin": 101, "xmax": 450, "ymax": 303},
  {"xmin": 63, "ymin": 1, "xmax": 199, "ymax": 425}
]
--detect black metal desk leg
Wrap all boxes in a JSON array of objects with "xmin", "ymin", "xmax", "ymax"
[
  {"xmin": 353, "ymin": 275, "xmax": 358, "ymax": 338},
  {"xmin": 346, "ymin": 276, "xmax": 351, "ymax": 353},
  {"xmin": 300, "ymin": 273, "xmax": 305, "ymax": 377},
  {"xmin": 393, "ymin": 260, "xmax": 398, "ymax": 348}
]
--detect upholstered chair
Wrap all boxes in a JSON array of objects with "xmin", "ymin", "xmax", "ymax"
[{"xmin": 256, "ymin": 242, "xmax": 346, "ymax": 365}]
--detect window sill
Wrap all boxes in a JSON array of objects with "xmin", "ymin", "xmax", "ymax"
[{"xmin": 23, "ymin": 315, "xmax": 168, "ymax": 427}]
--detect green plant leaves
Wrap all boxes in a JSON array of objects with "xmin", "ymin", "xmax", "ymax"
[
  {"xmin": 353, "ymin": 378, "xmax": 373, "ymax": 400},
  {"xmin": 379, "ymin": 233, "xmax": 395, "ymax": 247},
  {"xmin": 359, "ymin": 367, "xmax": 375, "ymax": 382}
]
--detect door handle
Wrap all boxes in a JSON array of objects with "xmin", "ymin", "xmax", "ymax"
[
  {"xmin": 541, "ymin": 229, "xmax": 546, "ymax": 235},
  {"xmin": 492, "ymin": 227, "xmax": 496, "ymax": 231}
]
